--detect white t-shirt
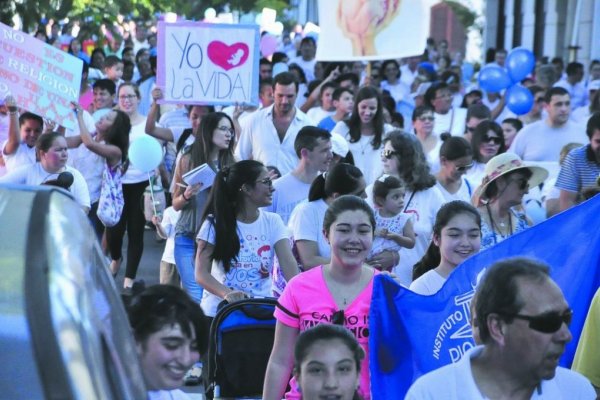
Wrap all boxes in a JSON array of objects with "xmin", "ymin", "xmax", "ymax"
[
  {"xmin": 571, "ymin": 106, "xmax": 591, "ymax": 125},
  {"xmin": 2, "ymin": 141, "xmax": 36, "ymax": 172},
  {"xmin": 147, "ymin": 389, "xmax": 190, "ymax": 400},
  {"xmin": 288, "ymin": 56, "xmax": 317, "ymax": 82},
  {"xmin": 409, "ymin": 268, "xmax": 446, "ymax": 295},
  {"xmin": 159, "ymin": 206, "xmax": 181, "ymax": 264},
  {"xmin": 288, "ymin": 199, "xmax": 330, "ymax": 261},
  {"xmin": 433, "ymin": 107, "xmax": 467, "ymax": 137},
  {"xmin": 508, "ymin": 119, "xmax": 588, "ymax": 162},
  {"xmin": 380, "ymin": 80, "xmax": 411, "ymax": 103},
  {"xmin": 331, "ymin": 122, "xmax": 395, "ymax": 185},
  {"xmin": 406, "ymin": 345, "xmax": 596, "ymax": 399},
  {"xmin": 265, "ymin": 172, "xmax": 312, "ymax": 225},
  {"xmin": 435, "ymin": 178, "xmax": 474, "ymax": 203},
  {"xmin": 197, "ymin": 210, "xmax": 288, "ymax": 316},
  {"xmin": 396, "ymin": 186, "xmax": 446, "ymax": 286},
  {"xmin": 306, "ymin": 107, "xmax": 333, "ymax": 125},
  {"xmin": 0, "ymin": 163, "xmax": 90, "ymax": 208},
  {"xmin": 465, "ymin": 162, "xmax": 486, "ymax": 189}
]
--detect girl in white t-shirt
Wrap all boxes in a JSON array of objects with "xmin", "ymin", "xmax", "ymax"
[
  {"xmin": 410, "ymin": 201, "xmax": 481, "ymax": 295},
  {"xmin": 370, "ymin": 174, "xmax": 415, "ymax": 271},
  {"xmin": 195, "ymin": 160, "xmax": 299, "ymax": 317}
]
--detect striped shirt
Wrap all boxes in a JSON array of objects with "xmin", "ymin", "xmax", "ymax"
[{"xmin": 555, "ymin": 145, "xmax": 600, "ymax": 192}]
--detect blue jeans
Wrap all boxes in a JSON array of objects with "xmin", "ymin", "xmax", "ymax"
[{"xmin": 174, "ymin": 234, "xmax": 203, "ymax": 303}]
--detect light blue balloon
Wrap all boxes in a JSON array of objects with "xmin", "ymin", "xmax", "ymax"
[
  {"xmin": 128, "ymin": 134, "xmax": 163, "ymax": 172},
  {"xmin": 478, "ymin": 65, "xmax": 511, "ymax": 93},
  {"xmin": 507, "ymin": 47, "xmax": 535, "ymax": 83},
  {"xmin": 506, "ymin": 84, "xmax": 534, "ymax": 115}
]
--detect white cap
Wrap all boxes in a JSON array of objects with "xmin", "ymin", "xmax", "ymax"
[{"xmin": 331, "ymin": 133, "xmax": 349, "ymax": 157}]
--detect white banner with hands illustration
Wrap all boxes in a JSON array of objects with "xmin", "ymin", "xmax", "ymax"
[
  {"xmin": 316, "ymin": 0, "xmax": 430, "ymax": 61},
  {"xmin": 157, "ymin": 21, "xmax": 260, "ymax": 106}
]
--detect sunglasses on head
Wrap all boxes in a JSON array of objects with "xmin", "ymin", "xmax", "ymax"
[
  {"xmin": 508, "ymin": 308, "xmax": 573, "ymax": 333},
  {"xmin": 332, "ymin": 309, "xmax": 345, "ymax": 325},
  {"xmin": 483, "ymin": 135, "xmax": 502, "ymax": 145},
  {"xmin": 382, "ymin": 149, "xmax": 398, "ymax": 159}
]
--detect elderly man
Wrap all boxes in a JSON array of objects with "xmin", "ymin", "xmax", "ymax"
[{"xmin": 406, "ymin": 257, "xmax": 595, "ymax": 399}]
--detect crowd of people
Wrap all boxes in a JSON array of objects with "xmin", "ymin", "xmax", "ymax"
[{"xmin": 1, "ymin": 17, "xmax": 600, "ymax": 399}]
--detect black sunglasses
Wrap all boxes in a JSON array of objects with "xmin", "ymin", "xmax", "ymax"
[
  {"xmin": 455, "ymin": 163, "xmax": 474, "ymax": 172},
  {"xmin": 482, "ymin": 135, "xmax": 502, "ymax": 145},
  {"xmin": 255, "ymin": 177, "xmax": 273, "ymax": 187},
  {"xmin": 332, "ymin": 309, "xmax": 345, "ymax": 325},
  {"xmin": 507, "ymin": 177, "xmax": 529, "ymax": 190},
  {"xmin": 382, "ymin": 149, "xmax": 398, "ymax": 159},
  {"xmin": 508, "ymin": 309, "xmax": 573, "ymax": 333}
]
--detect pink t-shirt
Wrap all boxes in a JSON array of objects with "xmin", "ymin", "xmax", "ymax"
[{"xmin": 275, "ymin": 265, "xmax": 378, "ymax": 400}]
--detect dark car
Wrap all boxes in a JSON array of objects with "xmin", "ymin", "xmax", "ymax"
[{"xmin": 0, "ymin": 184, "xmax": 147, "ymax": 399}]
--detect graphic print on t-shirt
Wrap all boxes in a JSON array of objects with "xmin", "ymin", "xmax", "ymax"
[{"xmin": 226, "ymin": 234, "xmax": 272, "ymax": 290}]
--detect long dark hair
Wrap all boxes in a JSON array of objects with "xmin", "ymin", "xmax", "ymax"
[
  {"xmin": 200, "ymin": 160, "xmax": 265, "ymax": 272},
  {"xmin": 471, "ymin": 120, "xmax": 506, "ymax": 163},
  {"xmin": 412, "ymin": 201, "xmax": 481, "ymax": 280},
  {"xmin": 345, "ymin": 86, "xmax": 385, "ymax": 149},
  {"xmin": 308, "ymin": 163, "xmax": 364, "ymax": 202},
  {"xmin": 185, "ymin": 111, "xmax": 235, "ymax": 172},
  {"xmin": 384, "ymin": 131, "xmax": 436, "ymax": 192},
  {"xmin": 103, "ymin": 109, "xmax": 131, "ymax": 166}
]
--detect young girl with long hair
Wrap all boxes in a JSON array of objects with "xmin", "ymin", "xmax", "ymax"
[
  {"xmin": 411, "ymin": 200, "xmax": 481, "ymax": 295},
  {"xmin": 331, "ymin": 86, "xmax": 394, "ymax": 184},
  {"xmin": 195, "ymin": 160, "xmax": 299, "ymax": 317},
  {"xmin": 172, "ymin": 112, "xmax": 236, "ymax": 303}
]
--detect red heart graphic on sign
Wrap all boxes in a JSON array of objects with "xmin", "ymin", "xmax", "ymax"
[{"xmin": 207, "ymin": 41, "xmax": 249, "ymax": 71}]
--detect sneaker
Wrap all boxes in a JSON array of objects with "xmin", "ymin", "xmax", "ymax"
[{"xmin": 183, "ymin": 364, "xmax": 202, "ymax": 386}]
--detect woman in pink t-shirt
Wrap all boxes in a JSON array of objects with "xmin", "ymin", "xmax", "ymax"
[{"xmin": 263, "ymin": 195, "xmax": 379, "ymax": 400}]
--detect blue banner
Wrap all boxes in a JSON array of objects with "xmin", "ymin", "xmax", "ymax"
[{"xmin": 369, "ymin": 195, "xmax": 600, "ymax": 399}]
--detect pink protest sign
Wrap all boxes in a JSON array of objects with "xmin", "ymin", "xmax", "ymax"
[
  {"xmin": 157, "ymin": 21, "xmax": 259, "ymax": 106},
  {"xmin": 0, "ymin": 22, "xmax": 83, "ymax": 129}
]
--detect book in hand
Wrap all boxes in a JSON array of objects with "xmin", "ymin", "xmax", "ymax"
[{"xmin": 182, "ymin": 163, "xmax": 216, "ymax": 190}]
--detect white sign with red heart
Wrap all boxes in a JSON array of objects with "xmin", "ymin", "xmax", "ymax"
[{"xmin": 157, "ymin": 21, "xmax": 259, "ymax": 106}]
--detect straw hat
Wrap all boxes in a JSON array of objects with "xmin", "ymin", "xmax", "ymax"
[{"xmin": 473, "ymin": 153, "xmax": 548, "ymax": 203}]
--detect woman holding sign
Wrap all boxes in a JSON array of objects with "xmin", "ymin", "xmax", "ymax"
[
  {"xmin": 172, "ymin": 112, "xmax": 236, "ymax": 303},
  {"xmin": 106, "ymin": 83, "xmax": 150, "ymax": 288}
]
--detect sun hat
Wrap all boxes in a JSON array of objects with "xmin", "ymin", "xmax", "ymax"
[
  {"xmin": 330, "ymin": 132, "xmax": 349, "ymax": 157},
  {"xmin": 473, "ymin": 153, "xmax": 548, "ymax": 203}
]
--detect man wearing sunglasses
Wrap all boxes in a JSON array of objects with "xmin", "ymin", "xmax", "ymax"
[
  {"xmin": 508, "ymin": 87, "xmax": 588, "ymax": 162},
  {"xmin": 407, "ymin": 257, "xmax": 595, "ymax": 399}
]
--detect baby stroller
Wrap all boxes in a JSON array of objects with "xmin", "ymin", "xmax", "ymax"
[{"xmin": 205, "ymin": 298, "xmax": 277, "ymax": 399}]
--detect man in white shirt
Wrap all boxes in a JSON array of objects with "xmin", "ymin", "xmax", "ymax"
[
  {"xmin": 2, "ymin": 96, "xmax": 44, "ymax": 172},
  {"xmin": 236, "ymin": 72, "xmax": 313, "ymax": 175},
  {"xmin": 426, "ymin": 83, "xmax": 467, "ymax": 137},
  {"xmin": 509, "ymin": 87, "xmax": 588, "ymax": 162},
  {"xmin": 266, "ymin": 126, "xmax": 332, "ymax": 224},
  {"xmin": 288, "ymin": 37, "xmax": 317, "ymax": 83},
  {"xmin": 407, "ymin": 257, "xmax": 595, "ymax": 399},
  {"xmin": 400, "ymin": 56, "xmax": 420, "ymax": 89}
]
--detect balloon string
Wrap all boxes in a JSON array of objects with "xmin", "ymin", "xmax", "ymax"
[{"xmin": 148, "ymin": 172, "xmax": 158, "ymax": 216}]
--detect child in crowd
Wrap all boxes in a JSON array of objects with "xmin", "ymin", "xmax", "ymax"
[
  {"xmin": 152, "ymin": 206, "xmax": 181, "ymax": 287},
  {"xmin": 317, "ymin": 87, "xmax": 355, "ymax": 132},
  {"xmin": 410, "ymin": 201, "xmax": 482, "ymax": 295},
  {"xmin": 103, "ymin": 55, "xmax": 124, "ymax": 89},
  {"xmin": 370, "ymin": 175, "xmax": 415, "ymax": 271},
  {"xmin": 306, "ymin": 81, "xmax": 337, "ymax": 124}
]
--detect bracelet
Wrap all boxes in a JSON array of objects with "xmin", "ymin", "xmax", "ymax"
[{"xmin": 182, "ymin": 192, "xmax": 190, "ymax": 201}]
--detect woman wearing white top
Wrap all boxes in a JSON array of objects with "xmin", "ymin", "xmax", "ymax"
[
  {"xmin": 106, "ymin": 82, "xmax": 150, "ymax": 288},
  {"xmin": 379, "ymin": 131, "xmax": 446, "ymax": 285},
  {"xmin": 410, "ymin": 201, "xmax": 481, "ymax": 295},
  {"xmin": 331, "ymin": 86, "xmax": 394, "ymax": 185},
  {"xmin": 379, "ymin": 59, "xmax": 411, "ymax": 104},
  {"xmin": 435, "ymin": 133, "xmax": 474, "ymax": 203},
  {"xmin": 412, "ymin": 105, "xmax": 440, "ymax": 170}
]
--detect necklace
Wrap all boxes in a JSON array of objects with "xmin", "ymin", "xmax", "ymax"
[
  {"xmin": 485, "ymin": 203, "xmax": 513, "ymax": 244},
  {"xmin": 327, "ymin": 266, "xmax": 364, "ymax": 308},
  {"xmin": 358, "ymin": 136, "xmax": 372, "ymax": 155}
]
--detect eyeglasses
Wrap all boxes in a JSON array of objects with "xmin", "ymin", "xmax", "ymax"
[
  {"xmin": 508, "ymin": 177, "xmax": 529, "ymax": 190},
  {"xmin": 217, "ymin": 125, "xmax": 234, "ymax": 135},
  {"xmin": 482, "ymin": 135, "xmax": 502, "ymax": 145},
  {"xmin": 507, "ymin": 308, "xmax": 573, "ymax": 333},
  {"xmin": 332, "ymin": 309, "xmax": 345, "ymax": 325},
  {"xmin": 418, "ymin": 116, "xmax": 434, "ymax": 121},
  {"xmin": 455, "ymin": 163, "xmax": 473, "ymax": 172},
  {"xmin": 119, "ymin": 94, "xmax": 137, "ymax": 100},
  {"xmin": 381, "ymin": 149, "xmax": 398, "ymax": 159},
  {"xmin": 466, "ymin": 126, "xmax": 476, "ymax": 134},
  {"xmin": 255, "ymin": 177, "xmax": 273, "ymax": 187}
]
